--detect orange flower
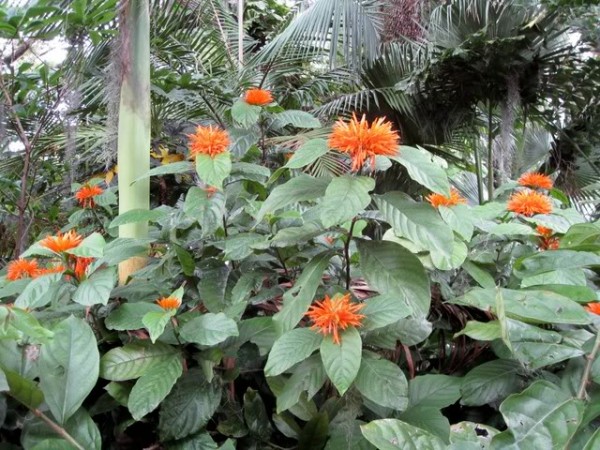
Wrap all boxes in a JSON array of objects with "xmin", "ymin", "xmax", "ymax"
[
  {"xmin": 204, "ymin": 186, "xmax": 219, "ymax": 198},
  {"xmin": 328, "ymin": 114, "xmax": 400, "ymax": 171},
  {"xmin": 188, "ymin": 125, "xmax": 230, "ymax": 159},
  {"xmin": 156, "ymin": 296, "xmax": 181, "ymax": 310},
  {"xmin": 244, "ymin": 88, "xmax": 273, "ymax": 106},
  {"xmin": 40, "ymin": 230, "xmax": 83, "ymax": 253},
  {"xmin": 73, "ymin": 257, "xmax": 94, "ymax": 280},
  {"xmin": 518, "ymin": 172, "xmax": 553, "ymax": 190},
  {"xmin": 426, "ymin": 188, "xmax": 467, "ymax": 208},
  {"xmin": 539, "ymin": 237, "xmax": 560, "ymax": 250},
  {"xmin": 75, "ymin": 184, "xmax": 103, "ymax": 208},
  {"xmin": 507, "ymin": 190, "xmax": 552, "ymax": 216},
  {"xmin": 585, "ymin": 302, "xmax": 600, "ymax": 315},
  {"xmin": 305, "ymin": 293, "xmax": 365, "ymax": 345},
  {"xmin": 536, "ymin": 225, "xmax": 553, "ymax": 237},
  {"xmin": 6, "ymin": 258, "xmax": 39, "ymax": 280},
  {"xmin": 37, "ymin": 263, "xmax": 66, "ymax": 276}
]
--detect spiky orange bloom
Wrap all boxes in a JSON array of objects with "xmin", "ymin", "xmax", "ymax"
[
  {"xmin": 75, "ymin": 184, "xmax": 103, "ymax": 208},
  {"xmin": 244, "ymin": 88, "xmax": 273, "ymax": 106},
  {"xmin": 40, "ymin": 230, "xmax": 83, "ymax": 253},
  {"xmin": 585, "ymin": 302, "xmax": 600, "ymax": 315},
  {"xmin": 156, "ymin": 296, "xmax": 181, "ymax": 310},
  {"xmin": 426, "ymin": 188, "xmax": 467, "ymax": 208},
  {"xmin": 518, "ymin": 172, "xmax": 553, "ymax": 190},
  {"xmin": 305, "ymin": 293, "xmax": 365, "ymax": 345},
  {"xmin": 37, "ymin": 263, "xmax": 66, "ymax": 276},
  {"xmin": 73, "ymin": 257, "xmax": 94, "ymax": 280},
  {"xmin": 539, "ymin": 237, "xmax": 560, "ymax": 251},
  {"xmin": 536, "ymin": 225, "xmax": 553, "ymax": 237},
  {"xmin": 328, "ymin": 114, "xmax": 400, "ymax": 171},
  {"xmin": 188, "ymin": 125, "xmax": 230, "ymax": 158},
  {"xmin": 507, "ymin": 190, "xmax": 552, "ymax": 216},
  {"xmin": 6, "ymin": 258, "xmax": 39, "ymax": 280}
]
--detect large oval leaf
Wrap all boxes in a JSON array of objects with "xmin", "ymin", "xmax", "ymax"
[
  {"xmin": 360, "ymin": 418, "xmax": 445, "ymax": 450},
  {"xmin": 265, "ymin": 328, "xmax": 322, "ymax": 377},
  {"xmin": 320, "ymin": 327, "xmax": 361, "ymax": 395}
]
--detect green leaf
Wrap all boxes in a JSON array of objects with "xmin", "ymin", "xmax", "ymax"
[
  {"xmin": 72, "ymin": 267, "xmax": 116, "ymax": 306},
  {"xmin": 158, "ymin": 369, "xmax": 222, "ymax": 441},
  {"xmin": 448, "ymin": 421, "xmax": 498, "ymax": 449},
  {"xmin": 39, "ymin": 316, "xmax": 99, "ymax": 424},
  {"xmin": 274, "ymin": 110, "xmax": 321, "ymax": 129},
  {"xmin": 326, "ymin": 420, "xmax": 376, "ymax": 450},
  {"xmin": 455, "ymin": 321, "xmax": 501, "ymax": 341},
  {"xmin": 109, "ymin": 208, "xmax": 167, "ymax": 229},
  {"xmin": 105, "ymin": 302, "xmax": 162, "ymax": 330},
  {"xmin": 174, "ymin": 244, "xmax": 195, "ymax": 276},
  {"xmin": 462, "ymin": 261, "xmax": 496, "ymax": 289},
  {"xmin": 224, "ymin": 233, "xmax": 267, "ymax": 260},
  {"xmin": 273, "ymin": 251, "xmax": 334, "ymax": 333},
  {"xmin": 319, "ymin": 176, "xmax": 375, "ymax": 228},
  {"xmin": 180, "ymin": 313, "xmax": 239, "ymax": 346},
  {"xmin": 408, "ymin": 374, "xmax": 462, "ymax": 409},
  {"xmin": 391, "ymin": 147, "xmax": 449, "ymax": 195},
  {"xmin": 561, "ymin": 222, "xmax": 600, "ymax": 248},
  {"xmin": 355, "ymin": 355, "xmax": 408, "ymax": 410},
  {"xmin": 255, "ymin": 175, "xmax": 330, "ymax": 223},
  {"xmin": 277, "ymin": 355, "xmax": 327, "ymax": 413},
  {"xmin": 492, "ymin": 381, "xmax": 584, "ymax": 449},
  {"xmin": 486, "ymin": 223, "xmax": 536, "ymax": 236},
  {"xmin": 238, "ymin": 317, "xmax": 277, "ymax": 356},
  {"xmin": 439, "ymin": 205, "xmax": 473, "ymax": 241},
  {"xmin": 375, "ymin": 192, "xmax": 454, "ymax": 267},
  {"xmin": 8, "ymin": 307, "xmax": 54, "ymax": 343},
  {"xmin": 461, "ymin": 360, "xmax": 522, "ymax": 406},
  {"xmin": 265, "ymin": 328, "xmax": 322, "ymax": 376},
  {"xmin": 357, "ymin": 240, "xmax": 430, "ymax": 318},
  {"xmin": 452, "ymin": 288, "xmax": 590, "ymax": 325},
  {"xmin": 244, "ymin": 389, "xmax": 273, "ymax": 440},
  {"xmin": 135, "ymin": 161, "xmax": 194, "ymax": 181},
  {"xmin": 320, "ymin": 327, "xmax": 361, "ymax": 395},
  {"xmin": 271, "ymin": 221, "xmax": 326, "ymax": 247},
  {"xmin": 100, "ymin": 341, "xmax": 179, "ymax": 381},
  {"xmin": 583, "ymin": 428, "xmax": 600, "ymax": 450},
  {"xmin": 15, "ymin": 274, "xmax": 63, "ymax": 309},
  {"xmin": 514, "ymin": 250, "xmax": 600, "ymax": 278},
  {"xmin": 398, "ymin": 406, "xmax": 450, "ymax": 443},
  {"xmin": 285, "ymin": 139, "xmax": 329, "ymax": 169},
  {"xmin": 360, "ymin": 419, "xmax": 446, "ymax": 450},
  {"xmin": 3, "ymin": 368, "xmax": 44, "ymax": 409},
  {"xmin": 195, "ymin": 152, "xmax": 232, "ymax": 188},
  {"xmin": 0, "ymin": 368, "xmax": 8, "ymax": 391},
  {"xmin": 361, "ymin": 294, "xmax": 412, "ymax": 331},
  {"xmin": 128, "ymin": 355, "xmax": 183, "ymax": 420},
  {"xmin": 66, "ymin": 232, "xmax": 106, "ymax": 258},
  {"xmin": 22, "ymin": 408, "xmax": 101, "ymax": 450},
  {"xmin": 521, "ymin": 269, "xmax": 586, "ymax": 288},
  {"xmin": 143, "ymin": 309, "xmax": 176, "ymax": 343},
  {"xmin": 183, "ymin": 187, "xmax": 226, "ymax": 237},
  {"xmin": 298, "ymin": 412, "xmax": 329, "ymax": 450},
  {"xmin": 231, "ymin": 100, "xmax": 261, "ymax": 127}
]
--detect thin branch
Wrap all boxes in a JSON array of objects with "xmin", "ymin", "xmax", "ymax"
[
  {"xmin": 344, "ymin": 217, "xmax": 358, "ymax": 291},
  {"xmin": 31, "ymin": 409, "xmax": 85, "ymax": 450},
  {"xmin": 577, "ymin": 330, "xmax": 600, "ymax": 400}
]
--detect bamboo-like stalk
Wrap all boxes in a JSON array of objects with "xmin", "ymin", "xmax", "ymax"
[
  {"xmin": 117, "ymin": 0, "xmax": 151, "ymax": 284},
  {"xmin": 238, "ymin": 0, "xmax": 244, "ymax": 70},
  {"xmin": 487, "ymin": 101, "xmax": 494, "ymax": 202}
]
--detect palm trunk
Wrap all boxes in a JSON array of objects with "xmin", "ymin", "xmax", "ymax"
[{"xmin": 117, "ymin": 0, "xmax": 151, "ymax": 283}]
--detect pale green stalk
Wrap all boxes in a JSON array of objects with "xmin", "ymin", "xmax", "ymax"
[{"xmin": 117, "ymin": 0, "xmax": 150, "ymax": 282}]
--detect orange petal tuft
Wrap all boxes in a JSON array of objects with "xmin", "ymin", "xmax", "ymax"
[
  {"xmin": 244, "ymin": 88, "xmax": 274, "ymax": 106},
  {"xmin": 517, "ymin": 172, "xmax": 553, "ymax": 190},
  {"xmin": 39, "ymin": 230, "xmax": 83, "ymax": 253},
  {"xmin": 305, "ymin": 293, "xmax": 364, "ymax": 344},
  {"xmin": 75, "ymin": 184, "xmax": 104, "ymax": 208},
  {"xmin": 156, "ymin": 296, "xmax": 181, "ymax": 310},
  {"xmin": 6, "ymin": 258, "xmax": 39, "ymax": 280},
  {"xmin": 507, "ymin": 190, "xmax": 552, "ymax": 217},
  {"xmin": 426, "ymin": 188, "xmax": 467, "ymax": 208},
  {"xmin": 188, "ymin": 125, "xmax": 230, "ymax": 158}
]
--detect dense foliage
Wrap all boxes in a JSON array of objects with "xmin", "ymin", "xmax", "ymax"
[{"xmin": 1, "ymin": 0, "xmax": 600, "ymax": 449}]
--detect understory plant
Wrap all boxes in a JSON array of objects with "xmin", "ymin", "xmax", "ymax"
[{"xmin": 1, "ymin": 90, "xmax": 600, "ymax": 449}]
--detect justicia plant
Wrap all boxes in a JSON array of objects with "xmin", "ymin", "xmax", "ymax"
[{"xmin": 1, "ymin": 86, "xmax": 600, "ymax": 449}]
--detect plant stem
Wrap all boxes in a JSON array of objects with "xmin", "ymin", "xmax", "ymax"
[
  {"xmin": 577, "ymin": 330, "xmax": 600, "ymax": 400},
  {"xmin": 31, "ymin": 409, "xmax": 85, "ymax": 450},
  {"xmin": 473, "ymin": 136, "xmax": 484, "ymax": 205},
  {"xmin": 344, "ymin": 218, "xmax": 358, "ymax": 291},
  {"xmin": 487, "ymin": 101, "xmax": 494, "ymax": 202}
]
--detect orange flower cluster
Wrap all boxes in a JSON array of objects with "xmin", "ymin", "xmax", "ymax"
[
  {"xmin": 4, "ymin": 230, "xmax": 93, "ymax": 283},
  {"xmin": 75, "ymin": 184, "xmax": 103, "ymax": 208},
  {"xmin": 188, "ymin": 125, "xmax": 230, "ymax": 158},
  {"xmin": 40, "ymin": 230, "xmax": 83, "ymax": 254},
  {"xmin": 156, "ymin": 296, "xmax": 181, "ymax": 310},
  {"xmin": 507, "ymin": 190, "xmax": 552, "ymax": 216},
  {"xmin": 305, "ymin": 293, "xmax": 365, "ymax": 344},
  {"xmin": 535, "ymin": 225, "xmax": 559, "ymax": 250},
  {"xmin": 6, "ymin": 258, "xmax": 39, "ymax": 280},
  {"xmin": 244, "ymin": 88, "xmax": 273, "ymax": 106},
  {"xmin": 328, "ymin": 114, "xmax": 400, "ymax": 171},
  {"xmin": 426, "ymin": 188, "xmax": 467, "ymax": 208},
  {"xmin": 585, "ymin": 302, "xmax": 600, "ymax": 315},
  {"xmin": 518, "ymin": 172, "xmax": 553, "ymax": 190}
]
